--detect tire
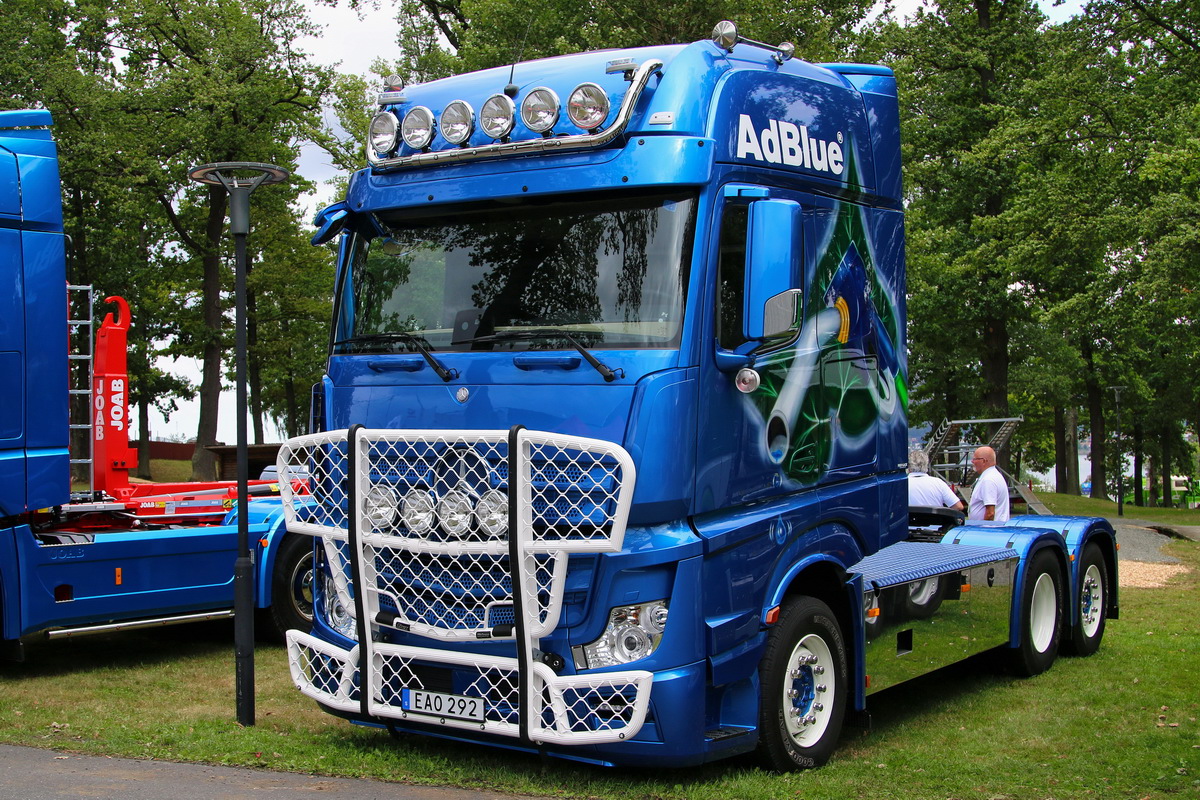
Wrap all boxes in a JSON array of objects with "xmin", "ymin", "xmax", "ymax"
[
  {"xmin": 268, "ymin": 535, "xmax": 316, "ymax": 639},
  {"xmin": 902, "ymin": 576, "xmax": 943, "ymax": 619},
  {"xmin": 1008, "ymin": 549, "xmax": 1062, "ymax": 677},
  {"xmin": 757, "ymin": 596, "xmax": 847, "ymax": 771},
  {"xmin": 1063, "ymin": 542, "xmax": 1108, "ymax": 657}
]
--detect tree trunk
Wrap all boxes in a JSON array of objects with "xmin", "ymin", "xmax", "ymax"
[
  {"xmin": 1065, "ymin": 406, "xmax": 1080, "ymax": 495},
  {"xmin": 248, "ymin": 282, "xmax": 264, "ymax": 445},
  {"xmin": 1161, "ymin": 432, "xmax": 1172, "ymax": 508},
  {"xmin": 190, "ymin": 185, "xmax": 228, "ymax": 481},
  {"xmin": 1082, "ymin": 345, "xmax": 1106, "ymax": 500},
  {"xmin": 1054, "ymin": 405, "xmax": 1068, "ymax": 493},
  {"xmin": 1148, "ymin": 454, "xmax": 1158, "ymax": 507},
  {"xmin": 136, "ymin": 397, "xmax": 152, "ymax": 479},
  {"xmin": 283, "ymin": 376, "xmax": 298, "ymax": 438},
  {"xmin": 1133, "ymin": 423, "xmax": 1144, "ymax": 507},
  {"xmin": 981, "ymin": 311, "xmax": 1011, "ymax": 470}
]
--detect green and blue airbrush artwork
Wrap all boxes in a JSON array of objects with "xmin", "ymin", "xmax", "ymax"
[{"xmin": 752, "ymin": 197, "xmax": 907, "ymax": 486}]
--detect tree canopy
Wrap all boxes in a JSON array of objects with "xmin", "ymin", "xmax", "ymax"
[{"xmin": 5, "ymin": 0, "xmax": 1197, "ymax": 501}]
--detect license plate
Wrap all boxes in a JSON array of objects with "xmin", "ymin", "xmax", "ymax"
[{"xmin": 401, "ymin": 688, "xmax": 484, "ymax": 721}]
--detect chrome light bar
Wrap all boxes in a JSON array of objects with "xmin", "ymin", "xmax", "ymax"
[{"xmin": 366, "ymin": 59, "xmax": 664, "ymax": 172}]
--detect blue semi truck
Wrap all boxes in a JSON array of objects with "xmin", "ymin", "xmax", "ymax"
[
  {"xmin": 0, "ymin": 109, "xmax": 312, "ymax": 660},
  {"xmin": 277, "ymin": 22, "xmax": 1117, "ymax": 770}
]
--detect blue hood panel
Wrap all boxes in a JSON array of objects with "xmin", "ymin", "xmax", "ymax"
[
  {"xmin": 330, "ymin": 381, "xmax": 634, "ymax": 443},
  {"xmin": 326, "ymin": 351, "xmax": 682, "ymax": 444}
]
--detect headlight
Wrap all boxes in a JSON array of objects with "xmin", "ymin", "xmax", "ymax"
[
  {"xmin": 363, "ymin": 485, "xmax": 399, "ymax": 530},
  {"xmin": 520, "ymin": 87, "xmax": 560, "ymax": 133},
  {"xmin": 439, "ymin": 100, "xmax": 474, "ymax": 145},
  {"xmin": 567, "ymin": 83, "xmax": 609, "ymax": 130},
  {"xmin": 400, "ymin": 489, "xmax": 436, "ymax": 534},
  {"xmin": 437, "ymin": 489, "xmax": 474, "ymax": 537},
  {"xmin": 401, "ymin": 106, "xmax": 435, "ymax": 149},
  {"xmin": 369, "ymin": 112, "xmax": 398, "ymax": 154},
  {"xmin": 577, "ymin": 600, "xmax": 669, "ymax": 668},
  {"xmin": 474, "ymin": 488, "xmax": 508, "ymax": 538},
  {"xmin": 321, "ymin": 572, "xmax": 356, "ymax": 639},
  {"xmin": 480, "ymin": 94, "xmax": 515, "ymax": 140}
]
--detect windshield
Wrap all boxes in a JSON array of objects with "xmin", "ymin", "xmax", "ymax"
[{"xmin": 333, "ymin": 192, "xmax": 696, "ymax": 354}]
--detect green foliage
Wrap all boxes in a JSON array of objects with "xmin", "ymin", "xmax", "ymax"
[
  {"xmin": 6, "ymin": 0, "xmax": 337, "ymax": 454},
  {"xmin": 388, "ymin": 0, "xmax": 877, "ymax": 81}
]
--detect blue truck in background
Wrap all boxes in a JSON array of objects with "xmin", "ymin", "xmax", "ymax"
[
  {"xmin": 0, "ymin": 109, "xmax": 313, "ymax": 660},
  {"xmin": 277, "ymin": 22, "xmax": 1118, "ymax": 770}
]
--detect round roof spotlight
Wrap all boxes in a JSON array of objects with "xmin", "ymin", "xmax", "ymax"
[
  {"xmin": 480, "ymin": 93, "xmax": 516, "ymax": 140},
  {"xmin": 440, "ymin": 100, "xmax": 475, "ymax": 145},
  {"xmin": 567, "ymin": 83, "xmax": 610, "ymax": 131},
  {"xmin": 520, "ymin": 87, "xmax": 560, "ymax": 134},
  {"xmin": 401, "ymin": 106, "xmax": 435, "ymax": 150},
  {"xmin": 712, "ymin": 20, "xmax": 739, "ymax": 51},
  {"xmin": 369, "ymin": 112, "xmax": 398, "ymax": 155}
]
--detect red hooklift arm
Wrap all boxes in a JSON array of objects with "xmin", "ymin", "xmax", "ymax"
[{"xmin": 92, "ymin": 296, "xmax": 138, "ymax": 495}]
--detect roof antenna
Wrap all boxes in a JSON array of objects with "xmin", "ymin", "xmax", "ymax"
[{"xmin": 504, "ymin": 18, "xmax": 534, "ymax": 98}]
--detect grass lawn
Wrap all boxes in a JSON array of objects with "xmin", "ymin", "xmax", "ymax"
[
  {"xmin": 143, "ymin": 458, "xmax": 194, "ymax": 484},
  {"xmin": 1038, "ymin": 491, "xmax": 1200, "ymax": 527},
  {"xmin": 1, "ymin": 541, "xmax": 1196, "ymax": 798}
]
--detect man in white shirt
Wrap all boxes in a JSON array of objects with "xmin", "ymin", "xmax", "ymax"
[
  {"xmin": 907, "ymin": 450, "xmax": 964, "ymax": 510},
  {"xmin": 968, "ymin": 445, "xmax": 1010, "ymax": 521}
]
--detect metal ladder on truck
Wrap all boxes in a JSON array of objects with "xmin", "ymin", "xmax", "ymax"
[{"xmin": 67, "ymin": 284, "xmax": 95, "ymax": 498}]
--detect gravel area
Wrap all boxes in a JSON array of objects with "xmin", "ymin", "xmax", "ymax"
[
  {"xmin": 1119, "ymin": 560, "xmax": 1190, "ymax": 588},
  {"xmin": 1111, "ymin": 520, "xmax": 1193, "ymax": 587}
]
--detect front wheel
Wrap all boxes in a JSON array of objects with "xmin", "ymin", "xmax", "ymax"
[
  {"xmin": 758, "ymin": 596, "xmax": 847, "ymax": 771},
  {"xmin": 1008, "ymin": 549, "xmax": 1062, "ymax": 677},
  {"xmin": 268, "ymin": 535, "xmax": 316, "ymax": 639},
  {"xmin": 1064, "ymin": 542, "xmax": 1108, "ymax": 656}
]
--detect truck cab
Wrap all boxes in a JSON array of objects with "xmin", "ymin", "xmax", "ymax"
[{"xmin": 280, "ymin": 23, "xmax": 1116, "ymax": 770}]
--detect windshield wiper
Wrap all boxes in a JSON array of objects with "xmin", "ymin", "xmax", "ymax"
[
  {"xmin": 470, "ymin": 329, "xmax": 625, "ymax": 383},
  {"xmin": 333, "ymin": 332, "xmax": 459, "ymax": 382}
]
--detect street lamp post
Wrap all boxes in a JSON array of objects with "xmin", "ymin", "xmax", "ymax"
[
  {"xmin": 1110, "ymin": 385, "xmax": 1126, "ymax": 518},
  {"xmin": 188, "ymin": 162, "xmax": 289, "ymax": 727}
]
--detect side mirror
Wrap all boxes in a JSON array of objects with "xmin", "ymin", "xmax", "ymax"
[
  {"xmin": 745, "ymin": 199, "xmax": 801, "ymax": 341},
  {"xmin": 311, "ymin": 201, "xmax": 350, "ymax": 245}
]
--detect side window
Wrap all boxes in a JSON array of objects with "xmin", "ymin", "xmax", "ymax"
[{"xmin": 715, "ymin": 203, "xmax": 748, "ymax": 350}]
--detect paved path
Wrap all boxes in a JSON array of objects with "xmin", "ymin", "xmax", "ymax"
[{"xmin": 0, "ymin": 744, "xmax": 532, "ymax": 800}]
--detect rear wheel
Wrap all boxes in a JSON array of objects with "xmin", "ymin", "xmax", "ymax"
[
  {"xmin": 1064, "ymin": 542, "xmax": 1108, "ymax": 656},
  {"xmin": 269, "ymin": 535, "xmax": 315, "ymax": 639},
  {"xmin": 758, "ymin": 596, "xmax": 847, "ymax": 771},
  {"xmin": 903, "ymin": 576, "xmax": 943, "ymax": 619},
  {"xmin": 1008, "ymin": 549, "xmax": 1062, "ymax": 676}
]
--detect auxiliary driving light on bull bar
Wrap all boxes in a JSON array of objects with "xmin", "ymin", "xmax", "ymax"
[
  {"xmin": 474, "ymin": 488, "xmax": 509, "ymax": 538},
  {"xmin": 520, "ymin": 87, "xmax": 560, "ymax": 133},
  {"xmin": 480, "ymin": 94, "xmax": 516, "ymax": 140},
  {"xmin": 567, "ymin": 83, "xmax": 610, "ymax": 130},
  {"xmin": 364, "ymin": 485, "xmax": 400, "ymax": 529},
  {"xmin": 437, "ymin": 489, "xmax": 474, "ymax": 537},
  {"xmin": 439, "ymin": 100, "xmax": 475, "ymax": 145},
  {"xmin": 401, "ymin": 488, "xmax": 436, "ymax": 534},
  {"xmin": 401, "ymin": 106, "xmax": 435, "ymax": 149},
  {"xmin": 369, "ymin": 112, "xmax": 398, "ymax": 155}
]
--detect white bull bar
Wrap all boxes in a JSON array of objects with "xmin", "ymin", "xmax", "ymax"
[{"xmin": 278, "ymin": 426, "xmax": 652, "ymax": 746}]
